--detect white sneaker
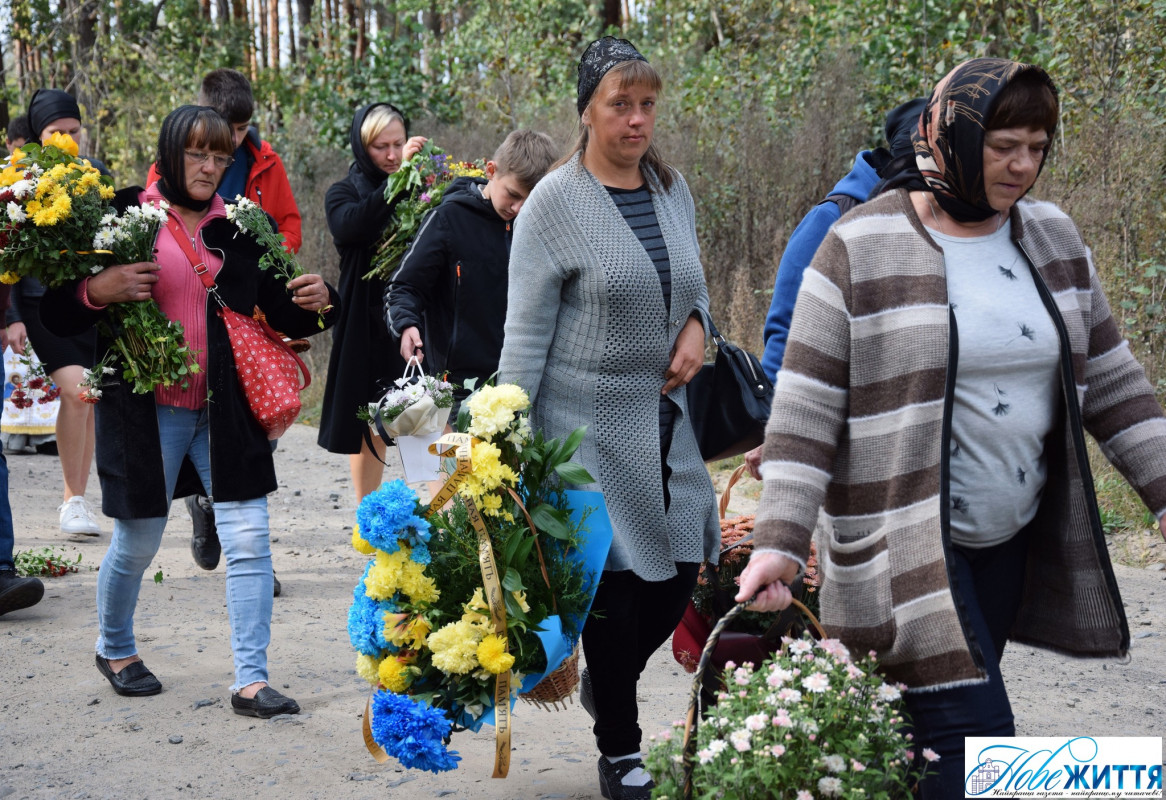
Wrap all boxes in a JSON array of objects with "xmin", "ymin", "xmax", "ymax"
[{"xmin": 59, "ymin": 496, "xmax": 101, "ymax": 536}]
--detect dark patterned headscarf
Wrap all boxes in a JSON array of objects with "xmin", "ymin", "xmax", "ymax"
[
  {"xmin": 913, "ymin": 58, "xmax": 1058, "ymax": 222},
  {"xmin": 577, "ymin": 37, "xmax": 648, "ymax": 116}
]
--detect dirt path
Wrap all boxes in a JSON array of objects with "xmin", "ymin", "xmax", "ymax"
[{"xmin": 1, "ymin": 423, "xmax": 1163, "ymax": 799}]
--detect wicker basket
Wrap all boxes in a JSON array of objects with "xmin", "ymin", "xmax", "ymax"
[{"xmin": 519, "ymin": 645, "xmax": 581, "ymax": 711}]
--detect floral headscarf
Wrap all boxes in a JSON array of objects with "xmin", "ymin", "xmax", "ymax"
[{"xmin": 913, "ymin": 58, "xmax": 1059, "ymax": 222}]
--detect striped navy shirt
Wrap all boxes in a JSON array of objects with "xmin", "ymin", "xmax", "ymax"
[{"xmin": 607, "ymin": 184, "xmax": 671, "ymax": 314}]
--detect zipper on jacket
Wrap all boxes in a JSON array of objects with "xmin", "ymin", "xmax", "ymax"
[
  {"xmin": 443, "ymin": 262, "xmax": 461, "ymax": 371},
  {"xmin": 1020, "ymin": 240, "xmax": 1130, "ymax": 652},
  {"xmin": 939, "ymin": 306, "xmax": 989, "ymax": 676}
]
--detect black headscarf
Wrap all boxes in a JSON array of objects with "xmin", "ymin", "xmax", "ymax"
[
  {"xmin": 913, "ymin": 58, "xmax": 1058, "ymax": 222},
  {"xmin": 27, "ymin": 89, "xmax": 82, "ymax": 139},
  {"xmin": 155, "ymin": 105, "xmax": 227, "ymax": 212},
  {"xmin": 349, "ymin": 102, "xmax": 408, "ymax": 184},
  {"xmin": 576, "ymin": 36, "xmax": 648, "ymax": 116}
]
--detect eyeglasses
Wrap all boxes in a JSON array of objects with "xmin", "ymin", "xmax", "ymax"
[{"xmin": 184, "ymin": 150, "xmax": 235, "ymax": 169}]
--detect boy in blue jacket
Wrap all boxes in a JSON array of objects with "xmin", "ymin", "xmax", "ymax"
[
  {"xmin": 386, "ymin": 130, "xmax": 558, "ymax": 414},
  {"xmin": 747, "ymin": 98, "xmax": 925, "ymax": 478}
]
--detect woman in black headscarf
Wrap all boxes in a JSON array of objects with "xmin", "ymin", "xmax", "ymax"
[
  {"xmin": 318, "ymin": 104, "xmax": 426, "ymax": 502},
  {"xmin": 9, "ymin": 89, "xmax": 109, "ymax": 536},
  {"xmin": 737, "ymin": 58, "xmax": 1166, "ymax": 796}
]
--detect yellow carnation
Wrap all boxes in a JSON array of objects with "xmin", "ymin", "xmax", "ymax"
[
  {"xmin": 355, "ymin": 653, "xmax": 382, "ymax": 686},
  {"xmin": 365, "ymin": 547, "xmax": 440, "ymax": 605},
  {"xmin": 378, "ymin": 655, "xmax": 413, "ymax": 692},
  {"xmin": 0, "ymin": 272, "xmax": 20, "ymax": 285},
  {"xmin": 460, "ymin": 441, "xmax": 518, "ymax": 519},
  {"xmin": 466, "ymin": 384, "xmax": 530, "ymax": 438},
  {"xmin": 46, "ymin": 131, "xmax": 79, "ymax": 157},
  {"xmin": 352, "ymin": 524, "xmax": 376, "ymax": 555},
  {"xmin": 427, "ymin": 619, "xmax": 483, "ymax": 675},
  {"xmin": 476, "ymin": 634, "xmax": 515, "ymax": 675}
]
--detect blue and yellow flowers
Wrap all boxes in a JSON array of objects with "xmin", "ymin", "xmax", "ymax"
[{"xmin": 349, "ymin": 383, "xmax": 608, "ymax": 774}]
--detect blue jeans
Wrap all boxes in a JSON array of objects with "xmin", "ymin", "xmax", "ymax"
[
  {"xmin": 0, "ymin": 438, "xmax": 13, "ymax": 571},
  {"xmin": 96, "ymin": 405, "xmax": 274, "ymax": 691},
  {"xmin": 904, "ymin": 527, "xmax": 1032, "ymax": 798}
]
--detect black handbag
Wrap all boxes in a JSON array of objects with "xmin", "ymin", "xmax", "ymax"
[{"xmin": 685, "ymin": 316, "xmax": 774, "ymax": 462}]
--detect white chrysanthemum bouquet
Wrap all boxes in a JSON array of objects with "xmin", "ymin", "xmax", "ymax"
[{"xmin": 646, "ymin": 635, "xmax": 933, "ymax": 799}]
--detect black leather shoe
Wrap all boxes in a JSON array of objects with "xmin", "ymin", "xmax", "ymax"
[
  {"xmin": 273, "ymin": 573, "xmax": 281, "ymax": 598},
  {"xmin": 597, "ymin": 756, "xmax": 654, "ymax": 800},
  {"xmin": 95, "ymin": 654, "xmax": 162, "ymax": 697},
  {"xmin": 0, "ymin": 569, "xmax": 44, "ymax": 616},
  {"xmin": 231, "ymin": 686, "xmax": 300, "ymax": 718},
  {"xmin": 579, "ymin": 666, "xmax": 596, "ymax": 721},
  {"xmin": 186, "ymin": 495, "xmax": 221, "ymax": 571}
]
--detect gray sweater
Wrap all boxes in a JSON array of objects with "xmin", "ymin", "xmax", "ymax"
[{"xmin": 498, "ymin": 153, "xmax": 719, "ymax": 580}]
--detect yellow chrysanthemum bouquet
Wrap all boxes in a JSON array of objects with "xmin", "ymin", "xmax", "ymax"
[
  {"xmin": 0, "ymin": 133, "xmax": 115, "ymax": 287},
  {"xmin": 0, "ymin": 134, "xmax": 198, "ymax": 397},
  {"xmin": 349, "ymin": 383, "xmax": 613, "ymax": 775}
]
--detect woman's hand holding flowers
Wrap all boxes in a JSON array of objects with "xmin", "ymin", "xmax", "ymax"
[
  {"xmin": 287, "ymin": 273, "xmax": 330, "ymax": 312},
  {"xmin": 402, "ymin": 136, "xmax": 429, "ymax": 162},
  {"xmin": 735, "ymin": 550, "xmax": 799, "ymax": 612},
  {"xmin": 87, "ymin": 262, "xmax": 161, "ymax": 305},
  {"xmin": 662, "ymin": 314, "xmax": 705, "ymax": 394}
]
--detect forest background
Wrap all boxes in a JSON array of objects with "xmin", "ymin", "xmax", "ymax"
[{"xmin": 4, "ymin": 0, "xmax": 1166, "ymax": 539}]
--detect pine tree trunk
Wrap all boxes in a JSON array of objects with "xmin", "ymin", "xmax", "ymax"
[
  {"xmin": 256, "ymin": 0, "xmax": 269, "ymax": 70},
  {"xmin": 296, "ymin": 0, "xmax": 314, "ymax": 54},
  {"xmin": 268, "ymin": 0, "xmax": 280, "ymax": 73}
]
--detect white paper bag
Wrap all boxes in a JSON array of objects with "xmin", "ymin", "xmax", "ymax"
[{"xmin": 396, "ymin": 430, "xmax": 444, "ymax": 484}]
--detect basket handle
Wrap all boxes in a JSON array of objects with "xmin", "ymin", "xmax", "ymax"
[
  {"xmin": 680, "ymin": 595, "xmax": 824, "ymax": 800},
  {"xmin": 719, "ymin": 463, "xmax": 749, "ymax": 519}
]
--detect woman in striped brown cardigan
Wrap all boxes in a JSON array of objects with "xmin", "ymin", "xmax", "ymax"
[{"xmin": 737, "ymin": 58, "xmax": 1166, "ymax": 797}]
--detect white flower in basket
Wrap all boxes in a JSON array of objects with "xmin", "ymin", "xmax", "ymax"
[{"xmin": 370, "ymin": 357, "xmax": 455, "ymax": 483}]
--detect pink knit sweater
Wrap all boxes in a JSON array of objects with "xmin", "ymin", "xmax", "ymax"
[{"xmin": 144, "ymin": 184, "xmax": 224, "ymax": 409}]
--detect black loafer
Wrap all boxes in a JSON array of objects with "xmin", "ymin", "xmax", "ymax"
[
  {"xmin": 186, "ymin": 495, "xmax": 221, "ymax": 571},
  {"xmin": 231, "ymin": 686, "xmax": 300, "ymax": 718},
  {"xmin": 597, "ymin": 756, "xmax": 654, "ymax": 800},
  {"xmin": 273, "ymin": 573, "xmax": 282, "ymax": 598},
  {"xmin": 95, "ymin": 654, "xmax": 162, "ymax": 697}
]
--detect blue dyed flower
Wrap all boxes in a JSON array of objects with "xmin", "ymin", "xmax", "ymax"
[
  {"xmin": 347, "ymin": 564, "xmax": 399, "ymax": 656},
  {"xmin": 370, "ymin": 691, "xmax": 461, "ymax": 773},
  {"xmin": 356, "ymin": 480, "xmax": 431, "ymax": 554},
  {"xmin": 410, "ymin": 540, "xmax": 431, "ymax": 566}
]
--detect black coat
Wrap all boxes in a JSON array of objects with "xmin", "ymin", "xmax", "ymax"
[
  {"xmin": 40, "ymin": 188, "xmax": 341, "ymax": 519},
  {"xmin": 385, "ymin": 177, "xmax": 511, "ymax": 387},
  {"xmin": 316, "ymin": 105, "xmax": 408, "ymax": 453}
]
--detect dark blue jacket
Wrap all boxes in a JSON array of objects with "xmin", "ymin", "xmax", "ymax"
[{"xmin": 760, "ymin": 151, "xmax": 881, "ymax": 382}]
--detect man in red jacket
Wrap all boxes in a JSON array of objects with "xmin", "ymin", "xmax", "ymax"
[{"xmin": 148, "ymin": 69, "xmax": 302, "ymax": 593}]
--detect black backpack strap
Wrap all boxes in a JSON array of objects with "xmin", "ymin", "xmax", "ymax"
[{"xmin": 823, "ymin": 193, "xmax": 860, "ymax": 216}]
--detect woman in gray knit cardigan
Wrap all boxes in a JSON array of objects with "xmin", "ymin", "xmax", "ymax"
[
  {"xmin": 738, "ymin": 59, "xmax": 1166, "ymax": 797},
  {"xmin": 497, "ymin": 37, "xmax": 718, "ymax": 800}
]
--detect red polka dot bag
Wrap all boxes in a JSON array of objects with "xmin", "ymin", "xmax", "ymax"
[{"xmin": 169, "ymin": 219, "xmax": 309, "ymax": 440}]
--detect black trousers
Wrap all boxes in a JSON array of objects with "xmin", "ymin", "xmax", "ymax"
[{"xmin": 582, "ymin": 562, "xmax": 701, "ymax": 756}]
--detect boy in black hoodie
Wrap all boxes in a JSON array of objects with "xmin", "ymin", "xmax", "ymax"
[{"xmin": 386, "ymin": 130, "xmax": 557, "ymax": 411}]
